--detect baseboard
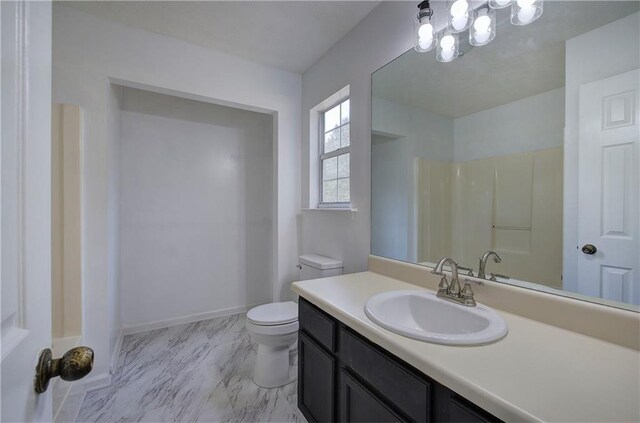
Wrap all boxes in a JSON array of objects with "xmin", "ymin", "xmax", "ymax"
[
  {"xmin": 82, "ymin": 372, "xmax": 112, "ymax": 392},
  {"xmin": 121, "ymin": 303, "xmax": 262, "ymax": 336},
  {"xmin": 53, "ymin": 374, "xmax": 96, "ymax": 423},
  {"xmin": 109, "ymin": 329, "xmax": 124, "ymax": 374}
]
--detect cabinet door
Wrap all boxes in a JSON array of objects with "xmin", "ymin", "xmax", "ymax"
[
  {"xmin": 434, "ymin": 384, "xmax": 502, "ymax": 423},
  {"xmin": 340, "ymin": 328, "xmax": 431, "ymax": 422},
  {"xmin": 340, "ymin": 370, "xmax": 406, "ymax": 423},
  {"xmin": 298, "ymin": 332, "xmax": 336, "ymax": 422}
]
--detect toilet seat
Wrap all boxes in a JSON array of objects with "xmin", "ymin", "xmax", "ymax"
[
  {"xmin": 246, "ymin": 319, "xmax": 299, "ymax": 336},
  {"xmin": 247, "ymin": 301, "xmax": 297, "ymax": 326}
]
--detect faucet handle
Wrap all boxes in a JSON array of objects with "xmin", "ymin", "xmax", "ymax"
[
  {"xmin": 458, "ymin": 266, "xmax": 475, "ymax": 277},
  {"xmin": 460, "ymin": 281, "xmax": 476, "ymax": 306},
  {"xmin": 437, "ymin": 276, "xmax": 449, "ymax": 292},
  {"xmin": 461, "ymin": 282, "xmax": 474, "ymax": 298}
]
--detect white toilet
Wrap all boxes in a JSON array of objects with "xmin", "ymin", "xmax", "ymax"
[{"xmin": 246, "ymin": 254, "xmax": 343, "ymax": 388}]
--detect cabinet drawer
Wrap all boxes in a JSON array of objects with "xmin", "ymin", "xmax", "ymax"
[
  {"xmin": 298, "ymin": 332, "xmax": 336, "ymax": 422},
  {"xmin": 340, "ymin": 328, "xmax": 431, "ymax": 422},
  {"xmin": 340, "ymin": 370, "xmax": 405, "ymax": 423},
  {"xmin": 299, "ymin": 298, "xmax": 336, "ymax": 352}
]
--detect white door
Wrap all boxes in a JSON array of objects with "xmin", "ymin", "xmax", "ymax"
[
  {"xmin": 1, "ymin": 1, "xmax": 54, "ymax": 421},
  {"xmin": 577, "ymin": 68, "xmax": 640, "ymax": 306}
]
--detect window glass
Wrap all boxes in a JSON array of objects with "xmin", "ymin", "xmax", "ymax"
[
  {"xmin": 324, "ymin": 128, "xmax": 340, "ymax": 154},
  {"xmin": 320, "ymin": 98, "xmax": 350, "ymax": 205},
  {"xmin": 324, "ymin": 105, "xmax": 341, "ymax": 132}
]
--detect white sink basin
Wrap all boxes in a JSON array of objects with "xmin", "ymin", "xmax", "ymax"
[{"xmin": 364, "ymin": 290, "xmax": 508, "ymax": 346}]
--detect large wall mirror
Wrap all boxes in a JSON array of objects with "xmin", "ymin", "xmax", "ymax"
[{"xmin": 371, "ymin": 1, "xmax": 639, "ymax": 310}]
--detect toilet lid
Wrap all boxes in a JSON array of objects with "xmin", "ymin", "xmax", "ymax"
[{"xmin": 247, "ymin": 301, "xmax": 298, "ymax": 326}]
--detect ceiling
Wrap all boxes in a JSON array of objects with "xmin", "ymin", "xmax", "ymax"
[
  {"xmin": 58, "ymin": 0, "xmax": 380, "ymax": 74},
  {"xmin": 372, "ymin": 1, "xmax": 639, "ymax": 118}
]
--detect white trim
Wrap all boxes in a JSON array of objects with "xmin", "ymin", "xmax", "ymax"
[
  {"xmin": 81, "ymin": 372, "xmax": 112, "ymax": 392},
  {"xmin": 308, "ymin": 85, "xmax": 350, "ymax": 208},
  {"xmin": 302, "ymin": 207, "xmax": 358, "ymax": 213},
  {"xmin": 121, "ymin": 303, "xmax": 262, "ymax": 335},
  {"xmin": 109, "ymin": 329, "xmax": 124, "ymax": 374},
  {"xmin": 53, "ymin": 379, "xmax": 85, "ymax": 423}
]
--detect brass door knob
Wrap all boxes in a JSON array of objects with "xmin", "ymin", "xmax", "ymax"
[
  {"xmin": 581, "ymin": 244, "xmax": 597, "ymax": 255},
  {"xmin": 34, "ymin": 346, "xmax": 94, "ymax": 393}
]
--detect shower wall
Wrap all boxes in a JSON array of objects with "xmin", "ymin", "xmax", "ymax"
[{"xmin": 118, "ymin": 88, "xmax": 273, "ymax": 327}]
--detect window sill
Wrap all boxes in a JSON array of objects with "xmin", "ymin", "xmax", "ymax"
[{"xmin": 301, "ymin": 207, "xmax": 358, "ymax": 213}]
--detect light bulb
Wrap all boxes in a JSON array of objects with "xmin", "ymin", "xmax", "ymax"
[
  {"xmin": 450, "ymin": 0, "xmax": 470, "ymax": 31},
  {"xmin": 517, "ymin": 5, "xmax": 536, "ymax": 24},
  {"xmin": 439, "ymin": 34, "xmax": 456, "ymax": 61},
  {"xmin": 470, "ymin": 7, "xmax": 495, "ymax": 46},
  {"xmin": 474, "ymin": 14, "xmax": 491, "ymax": 32},
  {"xmin": 511, "ymin": 0, "xmax": 542, "ymax": 25},
  {"xmin": 450, "ymin": 0, "xmax": 469, "ymax": 17},
  {"xmin": 440, "ymin": 49, "xmax": 455, "ymax": 61},
  {"xmin": 440, "ymin": 34, "xmax": 455, "ymax": 51},
  {"xmin": 517, "ymin": 0, "xmax": 535, "ymax": 7},
  {"xmin": 418, "ymin": 37, "xmax": 432, "ymax": 50},
  {"xmin": 418, "ymin": 22, "xmax": 433, "ymax": 40},
  {"xmin": 488, "ymin": 0, "xmax": 513, "ymax": 9},
  {"xmin": 451, "ymin": 16, "xmax": 468, "ymax": 31},
  {"xmin": 474, "ymin": 31, "xmax": 491, "ymax": 44}
]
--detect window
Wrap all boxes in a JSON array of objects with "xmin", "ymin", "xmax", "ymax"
[{"xmin": 320, "ymin": 99, "xmax": 350, "ymax": 205}]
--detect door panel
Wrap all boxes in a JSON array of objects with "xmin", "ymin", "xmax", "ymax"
[
  {"xmin": 1, "ymin": 1, "xmax": 53, "ymax": 421},
  {"xmin": 578, "ymin": 68, "xmax": 639, "ymax": 305}
]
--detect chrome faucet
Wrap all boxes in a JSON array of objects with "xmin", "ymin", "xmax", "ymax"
[
  {"xmin": 478, "ymin": 250, "xmax": 502, "ymax": 279},
  {"xmin": 432, "ymin": 257, "xmax": 477, "ymax": 307}
]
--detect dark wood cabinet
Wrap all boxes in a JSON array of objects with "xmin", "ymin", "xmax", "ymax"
[
  {"xmin": 339, "ymin": 370, "xmax": 405, "ymax": 422},
  {"xmin": 434, "ymin": 384, "xmax": 499, "ymax": 423},
  {"xmin": 298, "ymin": 298, "xmax": 502, "ymax": 423},
  {"xmin": 298, "ymin": 332, "xmax": 336, "ymax": 423}
]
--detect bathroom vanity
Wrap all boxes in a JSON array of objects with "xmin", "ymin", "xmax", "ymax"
[
  {"xmin": 297, "ymin": 297, "xmax": 501, "ymax": 422},
  {"xmin": 292, "ymin": 267, "xmax": 640, "ymax": 423}
]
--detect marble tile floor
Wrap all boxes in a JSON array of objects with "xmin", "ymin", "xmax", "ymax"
[{"xmin": 76, "ymin": 313, "xmax": 306, "ymax": 423}]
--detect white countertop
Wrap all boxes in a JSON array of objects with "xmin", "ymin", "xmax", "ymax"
[{"xmin": 292, "ymin": 271, "xmax": 640, "ymax": 423}]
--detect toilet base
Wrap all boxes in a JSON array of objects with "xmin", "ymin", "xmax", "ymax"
[{"xmin": 253, "ymin": 343, "xmax": 296, "ymax": 388}]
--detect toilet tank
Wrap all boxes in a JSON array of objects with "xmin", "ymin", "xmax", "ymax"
[{"xmin": 298, "ymin": 254, "xmax": 343, "ymax": 280}]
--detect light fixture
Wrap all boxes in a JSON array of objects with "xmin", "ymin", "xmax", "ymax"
[
  {"xmin": 469, "ymin": 7, "xmax": 496, "ymax": 46},
  {"xmin": 412, "ymin": 0, "xmax": 543, "ymax": 63},
  {"xmin": 447, "ymin": 0, "xmax": 473, "ymax": 33},
  {"xmin": 414, "ymin": 1, "xmax": 437, "ymax": 52},
  {"xmin": 511, "ymin": 0, "xmax": 543, "ymax": 25},
  {"xmin": 488, "ymin": 0, "xmax": 513, "ymax": 9},
  {"xmin": 437, "ymin": 32, "xmax": 459, "ymax": 63}
]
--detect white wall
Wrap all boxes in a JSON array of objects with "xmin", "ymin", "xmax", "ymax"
[
  {"xmin": 454, "ymin": 88, "xmax": 565, "ymax": 162},
  {"xmin": 563, "ymin": 12, "xmax": 640, "ymax": 292},
  {"xmin": 301, "ymin": 2, "xmax": 430, "ymax": 274},
  {"xmin": 118, "ymin": 87, "xmax": 273, "ymax": 327},
  {"xmin": 53, "ymin": 4, "xmax": 301, "ymax": 379}
]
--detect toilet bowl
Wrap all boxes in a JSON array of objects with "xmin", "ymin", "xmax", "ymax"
[
  {"xmin": 246, "ymin": 254, "xmax": 343, "ymax": 388},
  {"xmin": 246, "ymin": 301, "xmax": 298, "ymax": 388}
]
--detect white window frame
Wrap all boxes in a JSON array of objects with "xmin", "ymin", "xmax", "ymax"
[{"xmin": 319, "ymin": 98, "xmax": 350, "ymax": 207}]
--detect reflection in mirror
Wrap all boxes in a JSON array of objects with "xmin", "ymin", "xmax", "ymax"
[{"xmin": 371, "ymin": 1, "xmax": 639, "ymax": 309}]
